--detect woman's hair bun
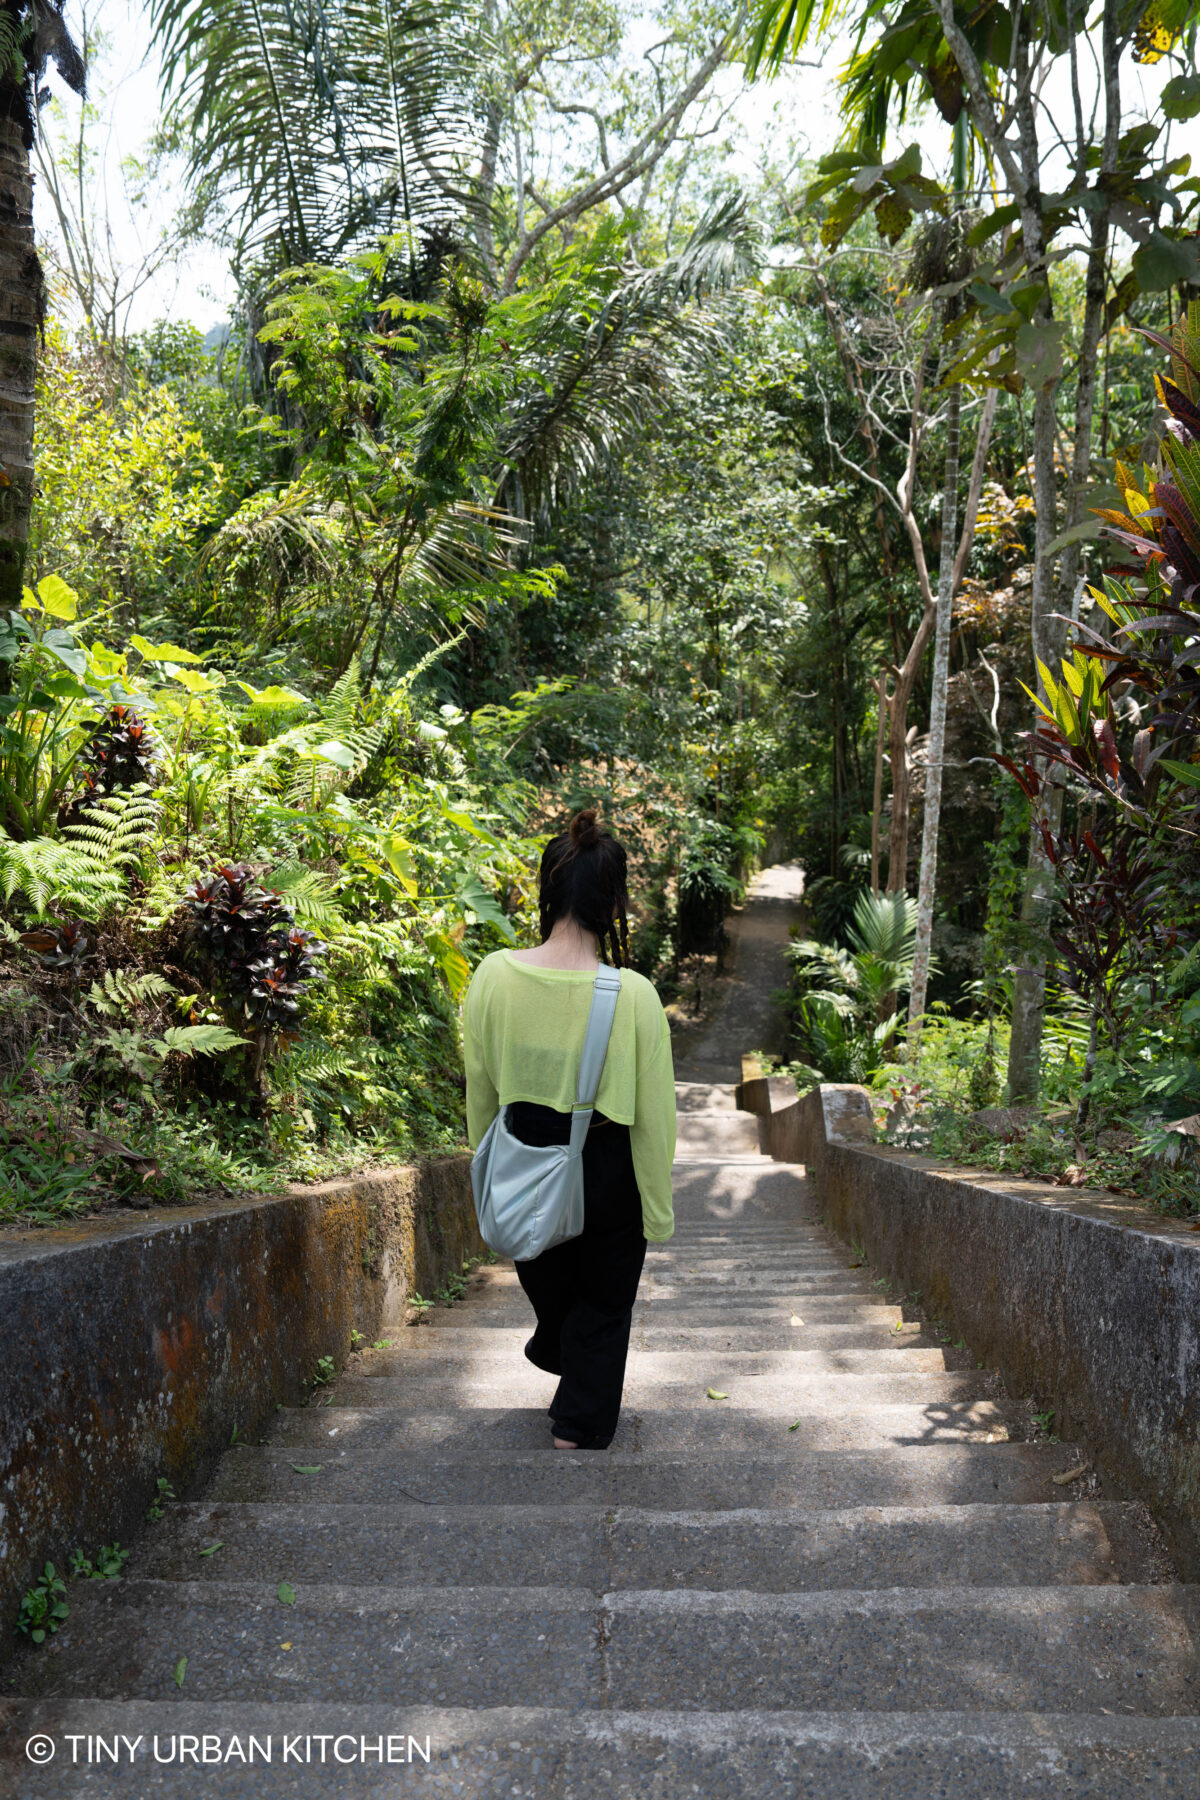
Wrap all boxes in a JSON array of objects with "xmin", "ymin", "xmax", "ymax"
[
  {"xmin": 569, "ymin": 808, "xmax": 601, "ymax": 850},
  {"xmin": 539, "ymin": 808, "xmax": 628, "ymax": 964}
]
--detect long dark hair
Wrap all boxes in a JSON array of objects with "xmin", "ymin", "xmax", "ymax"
[{"xmin": 538, "ymin": 808, "xmax": 630, "ymax": 967}]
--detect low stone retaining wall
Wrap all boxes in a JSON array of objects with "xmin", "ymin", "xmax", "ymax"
[
  {"xmin": 739, "ymin": 1078, "xmax": 1200, "ymax": 1573},
  {"xmin": 0, "ymin": 1157, "xmax": 480, "ymax": 1648}
]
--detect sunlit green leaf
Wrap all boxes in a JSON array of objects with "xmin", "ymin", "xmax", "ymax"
[{"xmin": 130, "ymin": 635, "xmax": 205, "ymax": 665}]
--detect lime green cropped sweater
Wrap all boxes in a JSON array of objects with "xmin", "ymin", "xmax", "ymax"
[{"xmin": 461, "ymin": 950, "xmax": 677, "ymax": 1241}]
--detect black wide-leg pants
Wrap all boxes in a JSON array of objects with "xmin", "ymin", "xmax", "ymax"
[{"xmin": 509, "ymin": 1103, "xmax": 647, "ymax": 1448}]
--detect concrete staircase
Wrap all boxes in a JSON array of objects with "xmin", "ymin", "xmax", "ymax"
[{"xmin": 7, "ymin": 1084, "xmax": 1200, "ymax": 1796}]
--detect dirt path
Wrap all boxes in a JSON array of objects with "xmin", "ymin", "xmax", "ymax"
[{"xmin": 671, "ymin": 862, "xmax": 805, "ymax": 1086}]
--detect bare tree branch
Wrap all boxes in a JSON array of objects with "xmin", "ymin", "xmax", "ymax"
[{"xmin": 499, "ymin": 13, "xmax": 745, "ymax": 292}]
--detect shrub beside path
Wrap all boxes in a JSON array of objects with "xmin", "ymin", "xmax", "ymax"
[{"xmin": 5, "ymin": 867, "xmax": 1200, "ymax": 1795}]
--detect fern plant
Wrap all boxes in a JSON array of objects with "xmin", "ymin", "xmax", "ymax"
[
  {"xmin": 87, "ymin": 1022, "xmax": 244, "ymax": 1081},
  {"xmin": 79, "ymin": 970, "xmax": 243, "ymax": 1066},
  {"xmin": 0, "ymin": 791, "xmax": 158, "ymax": 917},
  {"xmin": 85, "ymin": 970, "xmax": 176, "ymax": 1014},
  {"xmin": 265, "ymin": 863, "xmax": 344, "ymax": 934}
]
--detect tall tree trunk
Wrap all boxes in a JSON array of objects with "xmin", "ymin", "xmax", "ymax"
[
  {"xmin": 885, "ymin": 652, "xmax": 925, "ymax": 896},
  {"xmin": 929, "ymin": 0, "xmax": 1063, "ymax": 1099},
  {"xmin": 907, "ymin": 376, "xmax": 960, "ymax": 1049},
  {"xmin": 1006, "ymin": 0, "xmax": 1118, "ymax": 1101},
  {"xmin": 906, "ymin": 381, "xmax": 999, "ymax": 1046},
  {"xmin": 871, "ymin": 669, "xmax": 888, "ymax": 895},
  {"xmin": 1005, "ymin": 382, "xmax": 1063, "ymax": 1100},
  {"xmin": 0, "ymin": 108, "xmax": 38, "ymax": 612}
]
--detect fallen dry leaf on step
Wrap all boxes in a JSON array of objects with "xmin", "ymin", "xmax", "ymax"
[
  {"xmin": 789, "ymin": 1315, "xmax": 804, "ymax": 1327},
  {"xmin": 1051, "ymin": 1463, "xmax": 1089, "ymax": 1485},
  {"xmin": 706, "ymin": 1387, "xmax": 729, "ymax": 1400}
]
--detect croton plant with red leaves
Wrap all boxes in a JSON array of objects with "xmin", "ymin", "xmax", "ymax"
[
  {"xmin": 993, "ymin": 305, "xmax": 1200, "ymax": 1119},
  {"xmin": 998, "ymin": 302, "xmax": 1200, "ymax": 833}
]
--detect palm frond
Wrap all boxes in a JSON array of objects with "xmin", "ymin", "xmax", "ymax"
[
  {"xmin": 150, "ymin": 0, "xmax": 473, "ymax": 264},
  {"xmin": 200, "ymin": 483, "xmax": 344, "ymax": 592},
  {"xmin": 848, "ymin": 890, "xmax": 919, "ymax": 964},
  {"xmin": 394, "ymin": 626, "xmax": 468, "ymax": 694},
  {"xmin": 744, "ymin": 0, "xmax": 843, "ymax": 80},
  {"xmin": 499, "ymin": 198, "xmax": 758, "ymax": 523},
  {"xmin": 616, "ymin": 193, "xmax": 760, "ymax": 317},
  {"xmin": 404, "ymin": 501, "xmax": 524, "ymax": 594}
]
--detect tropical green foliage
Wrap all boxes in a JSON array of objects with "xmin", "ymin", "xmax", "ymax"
[
  {"xmin": 991, "ymin": 306, "xmax": 1200, "ymax": 1135},
  {"xmin": 783, "ymin": 891, "xmax": 919, "ymax": 1082},
  {"xmin": 16, "ymin": 0, "xmax": 1200, "ymax": 1227}
]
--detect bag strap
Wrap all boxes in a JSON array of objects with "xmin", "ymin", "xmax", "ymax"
[{"xmin": 569, "ymin": 964, "xmax": 622, "ymax": 1151}]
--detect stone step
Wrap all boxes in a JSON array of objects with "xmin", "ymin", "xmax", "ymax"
[
  {"xmin": 327, "ymin": 1369, "xmax": 989, "ymax": 1416},
  {"xmin": 648, "ymin": 1239, "xmax": 848, "ymax": 1255},
  {"xmin": 645, "ymin": 1270, "xmax": 885, "ymax": 1290},
  {"xmin": 643, "ymin": 1281, "xmax": 890, "ymax": 1302},
  {"xmin": 10, "ymin": 1703, "xmax": 1200, "ymax": 1800},
  {"xmin": 665, "ymin": 1216, "xmax": 827, "ymax": 1231},
  {"xmin": 650, "ymin": 1265, "xmax": 885, "ymax": 1282},
  {"xmin": 629, "ymin": 1324, "xmax": 942, "ymax": 1353},
  {"xmin": 672, "ymin": 1159, "xmax": 775, "ymax": 1170},
  {"xmin": 658, "ymin": 1239, "xmax": 835, "ymax": 1252},
  {"xmin": 265, "ymin": 1400, "xmax": 1016, "ymax": 1455},
  {"xmin": 657, "ymin": 1240, "xmax": 832, "ymax": 1254},
  {"xmin": 134, "ymin": 1501, "xmax": 1150, "ymax": 1591},
  {"xmin": 671, "ymin": 1159, "xmax": 800, "ymax": 1184},
  {"xmin": 425, "ymin": 1299, "xmax": 909, "ymax": 1329},
  {"xmin": 674, "ymin": 1082, "xmax": 740, "ymax": 1111},
  {"xmin": 659, "ymin": 1217, "xmax": 828, "ymax": 1233},
  {"xmin": 372, "ymin": 1324, "xmax": 939, "ymax": 1355},
  {"xmin": 420, "ymin": 1308, "xmax": 902, "ymax": 1340},
  {"xmin": 208, "ymin": 1441, "xmax": 1097, "ymax": 1512},
  {"xmin": 644, "ymin": 1253, "xmax": 856, "ymax": 1271},
  {"xmin": 666, "ymin": 1217, "xmax": 825, "ymax": 1229},
  {"xmin": 355, "ymin": 1345, "xmax": 953, "ymax": 1381},
  {"xmin": 673, "ymin": 1114, "xmax": 764, "ymax": 1156},
  {"xmin": 20, "ymin": 1580, "xmax": 1200, "ymax": 1714}
]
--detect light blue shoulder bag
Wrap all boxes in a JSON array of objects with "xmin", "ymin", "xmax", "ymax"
[{"xmin": 470, "ymin": 963, "xmax": 623, "ymax": 1263}]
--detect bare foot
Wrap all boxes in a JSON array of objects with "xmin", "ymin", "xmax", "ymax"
[{"xmin": 552, "ymin": 1437, "xmax": 580, "ymax": 1449}]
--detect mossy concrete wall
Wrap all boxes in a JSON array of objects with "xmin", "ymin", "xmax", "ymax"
[
  {"xmin": 739, "ymin": 1079, "xmax": 1200, "ymax": 1574},
  {"xmin": 0, "ymin": 1157, "xmax": 480, "ymax": 1648}
]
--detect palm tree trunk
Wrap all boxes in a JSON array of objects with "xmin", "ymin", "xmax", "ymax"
[{"xmin": 0, "ymin": 106, "xmax": 38, "ymax": 612}]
